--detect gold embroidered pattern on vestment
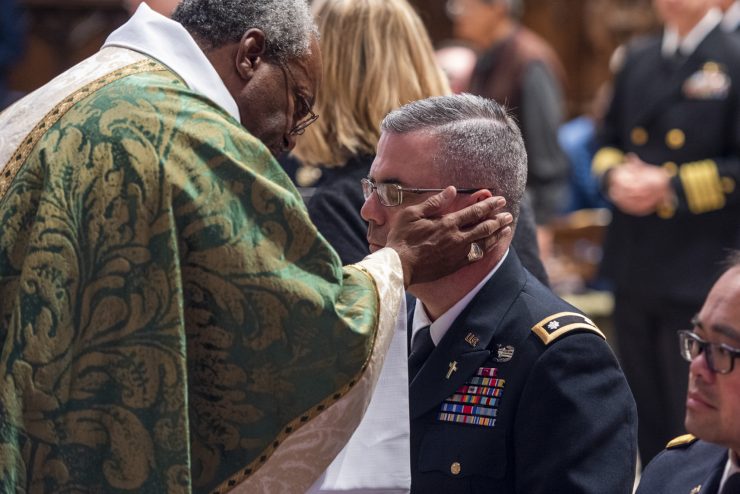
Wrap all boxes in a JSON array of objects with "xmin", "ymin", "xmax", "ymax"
[{"xmin": 0, "ymin": 59, "xmax": 166, "ymax": 202}]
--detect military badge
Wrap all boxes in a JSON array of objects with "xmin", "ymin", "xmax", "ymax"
[
  {"xmin": 437, "ymin": 366, "xmax": 504, "ymax": 428},
  {"xmin": 493, "ymin": 344, "xmax": 515, "ymax": 362},
  {"xmin": 683, "ymin": 62, "xmax": 730, "ymax": 100},
  {"xmin": 464, "ymin": 332, "xmax": 480, "ymax": 347}
]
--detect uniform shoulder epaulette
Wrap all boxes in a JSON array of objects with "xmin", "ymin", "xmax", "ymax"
[
  {"xmin": 666, "ymin": 434, "xmax": 698, "ymax": 449},
  {"xmin": 531, "ymin": 311, "xmax": 606, "ymax": 346}
]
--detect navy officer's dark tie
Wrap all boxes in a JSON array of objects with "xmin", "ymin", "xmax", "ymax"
[{"xmin": 408, "ymin": 326, "xmax": 434, "ymax": 379}]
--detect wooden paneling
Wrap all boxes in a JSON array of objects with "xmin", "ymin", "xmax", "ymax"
[
  {"xmin": 409, "ymin": 0, "xmax": 657, "ymax": 117},
  {"xmin": 8, "ymin": 1, "xmax": 128, "ymax": 93},
  {"xmin": 8, "ymin": 0, "xmax": 657, "ymax": 115}
]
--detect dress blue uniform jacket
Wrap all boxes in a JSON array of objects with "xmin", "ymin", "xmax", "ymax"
[
  {"xmin": 636, "ymin": 435, "xmax": 728, "ymax": 494},
  {"xmin": 408, "ymin": 250, "xmax": 638, "ymax": 493},
  {"xmin": 594, "ymin": 26, "xmax": 740, "ymax": 304}
]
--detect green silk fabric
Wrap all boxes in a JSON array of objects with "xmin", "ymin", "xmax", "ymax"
[{"xmin": 0, "ymin": 64, "xmax": 378, "ymax": 493}]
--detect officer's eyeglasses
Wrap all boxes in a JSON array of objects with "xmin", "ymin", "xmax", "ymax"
[
  {"xmin": 678, "ymin": 330, "xmax": 740, "ymax": 374},
  {"xmin": 361, "ymin": 178, "xmax": 478, "ymax": 207},
  {"xmin": 278, "ymin": 61, "xmax": 319, "ymax": 136}
]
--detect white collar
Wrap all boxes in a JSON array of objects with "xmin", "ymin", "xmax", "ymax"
[
  {"xmin": 662, "ymin": 8, "xmax": 722, "ymax": 58},
  {"xmin": 719, "ymin": 450, "xmax": 740, "ymax": 493},
  {"xmin": 412, "ymin": 249, "xmax": 509, "ymax": 346},
  {"xmin": 722, "ymin": 1, "xmax": 740, "ymax": 32},
  {"xmin": 103, "ymin": 3, "xmax": 241, "ymax": 122}
]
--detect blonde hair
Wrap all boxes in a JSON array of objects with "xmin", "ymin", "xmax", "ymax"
[{"xmin": 293, "ymin": 0, "xmax": 450, "ymax": 167}]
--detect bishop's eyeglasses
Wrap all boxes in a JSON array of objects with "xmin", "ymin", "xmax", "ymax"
[
  {"xmin": 361, "ymin": 178, "xmax": 478, "ymax": 207},
  {"xmin": 277, "ymin": 60, "xmax": 319, "ymax": 136}
]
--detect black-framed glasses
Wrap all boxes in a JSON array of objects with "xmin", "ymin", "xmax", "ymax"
[
  {"xmin": 361, "ymin": 178, "xmax": 478, "ymax": 207},
  {"xmin": 678, "ymin": 330, "xmax": 740, "ymax": 374},
  {"xmin": 278, "ymin": 61, "xmax": 319, "ymax": 136}
]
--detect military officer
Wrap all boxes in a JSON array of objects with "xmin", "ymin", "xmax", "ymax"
[
  {"xmin": 362, "ymin": 94, "xmax": 638, "ymax": 493},
  {"xmin": 636, "ymin": 253, "xmax": 740, "ymax": 494},
  {"xmin": 593, "ymin": 0, "xmax": 740, "ymax": 463}
]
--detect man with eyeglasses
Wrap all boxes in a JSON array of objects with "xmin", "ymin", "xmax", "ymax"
[
  {"xmin": 637, "ymin": 252, "xmax": 740, "ymax": 494},
  {"xmin": 0, "ymin": 2, "xmax": 513, "ymax": 493},
  {"xmin": 361, "ymin": 94, "xmax": 637, "ymax": 493}
]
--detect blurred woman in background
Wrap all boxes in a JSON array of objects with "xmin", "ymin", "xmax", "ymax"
[{"xmin": 295, "ymin": 0, "xmax": 448, "ymax": 264}]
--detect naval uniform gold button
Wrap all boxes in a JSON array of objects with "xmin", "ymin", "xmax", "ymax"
[
  {"xmin": 662, "ymin": 161, "xmax": 678, "ymax": 177},
  {"xmin": 450, "ymin": 462, "xmax": 461, "ymax": 475},
  {"xmin": 630, "ymin": 127, "xmax": 648, "ymax": 146},
  {"xmin": 666, "ymin": 129, "xmax": 685, "ymax": 149}
]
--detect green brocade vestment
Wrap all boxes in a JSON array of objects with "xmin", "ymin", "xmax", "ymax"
[{"xmin": 0, "ymin": 59, "xmax": 391, "ymax": 493}]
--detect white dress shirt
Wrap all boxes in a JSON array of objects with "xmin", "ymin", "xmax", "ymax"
[
  {"xmin": 722, "ymin": 1, "xmax": 740, "ymax": 32},
  {"xmin": 411, "ymin": 249, "xmax": 510, "ymax": 347},
  {"xmin": 718, "ymin": 450, "xmax": 740, "ymax": 493},
  {"xmin": 662, "ymin": 8, "xmax": 722, "ymax": 59}
]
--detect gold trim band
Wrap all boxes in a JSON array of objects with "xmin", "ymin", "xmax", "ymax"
[{"xmin": 679, "ymin": 159, "xmax": 725, "ymax": 214}]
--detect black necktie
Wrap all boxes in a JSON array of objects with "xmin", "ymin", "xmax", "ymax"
[
  {"xmin": 408, "ymin": 326, "xmax": 434, "ymax": 379},
  {"xmin": 670, "ymin": 50, "xmax": 687, "ymax": 70},
  {"xmin": 721, "ymin": 473, "xmax": 740, "ymax": 494}
]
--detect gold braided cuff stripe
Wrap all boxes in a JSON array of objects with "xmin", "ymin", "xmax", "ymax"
[
  {"xmin": 211, "ymin": 264, "xmax": 381, "ymax": 494},
  {"xmin": 592, "ymin": 147, "xmax": 625, "ymax": 176},
  {"xmin": 0, "ymin": 59, "xmax": 166, "ymax": 203},
  {"xmin": 679, "ymin": 159, "xmax": 725, "ymax": 214}
]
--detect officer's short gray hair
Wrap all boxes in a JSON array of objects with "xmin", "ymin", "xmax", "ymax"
[
  {"xmin": 172, "ymin": 0, "xmax": 318, "ymax": 62},
  {"xmin": 381, "ymin": 93, "xmax": 528, "ymax": 220}
]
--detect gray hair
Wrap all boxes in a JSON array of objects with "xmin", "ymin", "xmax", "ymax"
[
  {"xmin": 171, "ymin": 0, "xmax": 318, "ymax": 62},
  {"xmin": 381, "ymin": 93, "xmax": 528, "ymax": 220}
]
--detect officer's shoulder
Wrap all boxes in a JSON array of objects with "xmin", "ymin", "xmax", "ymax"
[
  {"xmin": 665, "ymin": 434, "xmax": 698, "ymax": 450},
  {"xmin": 519, "ymin": 275, "xmax": 606, "ymax": 345},
  {"xmin": 659, "ymin": 435, "xmax": 725, "ymax": 460},
  {"xmin": 530, "ymin": 310, "xmax": 605, "ymax": 346}
]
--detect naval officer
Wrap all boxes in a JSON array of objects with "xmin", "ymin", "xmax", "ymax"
[{"xmin": 593, "ymin": 0, "xmax": 740, "ymax": 463}]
